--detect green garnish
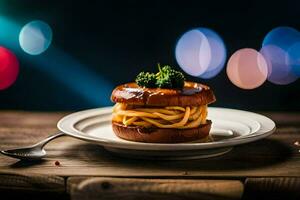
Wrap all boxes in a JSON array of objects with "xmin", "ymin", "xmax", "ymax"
[
  {"xmin": 135, "ymin": 72, "xmax": 157, "ymax": 88},
  {"xmin": 135, "ymin": 64, "xmax": 185, "ymax": 89}
]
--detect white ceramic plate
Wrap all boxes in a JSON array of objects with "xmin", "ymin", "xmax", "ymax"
[{"xmin": 57, "ymin": 107, "xmax": 276, "ymax": 160}]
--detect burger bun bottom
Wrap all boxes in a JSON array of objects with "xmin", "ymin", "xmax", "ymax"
[{"xmin": 112, "ymin": 120, "xmax": 211, "ymax": 143}]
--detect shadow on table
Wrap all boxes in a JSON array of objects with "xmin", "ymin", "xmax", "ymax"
[
  {"xmin": 10, "ymin": 159, "xmax": 46, "ymax": 168},
  {"xmin": 62, "ymin": 138, "xmax": 293, "ymax": 172}
]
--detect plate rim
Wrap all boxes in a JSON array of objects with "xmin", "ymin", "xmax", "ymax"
[{"xmin": 57, "ymin": 107, "xmax": 276, "ymax": 151}]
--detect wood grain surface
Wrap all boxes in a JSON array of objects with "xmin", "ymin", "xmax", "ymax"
[
  {"xmin": 0, "ymin": 110, "xmax": 300, "ymax": 199},
  {"xmin": 69, "ymin": 177, "xmax": 243, "ymax": 200},
  {"xmin": 243, "ymin": 177, "xmax": 300, "ymax": 200}
]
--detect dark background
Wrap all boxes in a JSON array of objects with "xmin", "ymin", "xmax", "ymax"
[{"xmin": 0, "ymin": 0, "xmax": 299, "ymax": 111}]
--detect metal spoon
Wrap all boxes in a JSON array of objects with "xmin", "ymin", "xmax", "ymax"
[{"xmin": 0, "ymin": 132, "xmax": 65, "ymax": 160}]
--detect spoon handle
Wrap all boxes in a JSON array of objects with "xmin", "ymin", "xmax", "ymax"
[{"xmin": 36, "ymin": 132, "xmax": 66, "ymax": 148}]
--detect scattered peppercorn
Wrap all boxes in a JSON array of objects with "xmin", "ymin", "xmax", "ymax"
[{"xmin": 54, "ymin": 160, "xmax": 60, "ymax": 166}]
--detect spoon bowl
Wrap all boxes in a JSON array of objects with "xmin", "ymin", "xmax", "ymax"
[
  {"xmin": 0, "ymin": 132, "xmax": 65, "ymax": 160},
  {"xmin": 1, "ymin": 148, "xmax": 46, "ymax": 160}
]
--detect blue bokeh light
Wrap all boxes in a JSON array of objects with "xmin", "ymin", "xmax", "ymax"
[
  {"xmin": 175, "ymin": 28, "xmax": 226, "ymax": 78},
  {"xmin": 261, "ymin": 26, "xmax": 300, "ymax": 84},
  {"xmin": 0, "ymin": 16, "xmax": 113, "ymax": 106},
  {"xmin": 175, "ymin": 29, "xmax": 211, "ymax": 76},
  {"xmin": 260, "ymin": 45, "xmax": 298, "ymax": 85},
  {"xmin": 262, "ymin": 27, "xmax": 300, "ymax": 51},
  {"xmin": 19, "ymin": 20, "xmax": 53, "ymax": 55},
  {"xmin": 197, "ymin": 28, "xmax": 226, "ymax": 79},
  {"xmin": 288, "ymin": 42, "xmax": 300, "ymax": 76}
]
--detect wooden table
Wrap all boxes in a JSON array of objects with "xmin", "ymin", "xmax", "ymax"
[{"xmin": 0, "ymin": 111, "xmax": 300, "ymax": 200}]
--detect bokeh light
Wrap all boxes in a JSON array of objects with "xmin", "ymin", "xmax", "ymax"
[
  {"xmin": 175, "ymin": 29, "xmax": 211, "ymax": 76},
  {"xmin": 226, "ymin": 48, "xmax": 268, "ymax": 89},
  {"xmin": 19, "ymin": 20, "xmax": 52, "ymax": 55},
  {"xmin": 0, "ymin": 47, "xmax": 19, "ymax": 90},
  {"xmin": 262, "ymin": 27, "xmax": 300, "ymax": 51},
  {"xmin": 261, "ymin": 26, "xmax": 300, "ymax": 84},
  {"xmin": 288, "ymin": 42, "xmax": 300, "ymax": 76},
  {"xmin": 175, "ymin": 28, "xmax": 226, "ymax": 78},
  {"xmin": 260, "ymin": 45, "xmax": 298, "ymax": 85},
  {"xmin": 197, "ymin": 28, "xmax": 227, "ymax": 79},
  {"xmin": 0, "ymin": 17, "xmax": 112, "ymax": 105}
]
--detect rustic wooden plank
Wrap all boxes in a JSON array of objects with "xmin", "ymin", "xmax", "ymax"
[
  {"xmin": 261, "ymin": 112, "xmax": 300, "ymax": 126},
  {"xmin": 0, "ymin": 127, "xmax": 59, "ymax": 148},
  {"xmin": 0, "ymin": 172, "xmax": 65, "ymax": 191},
  {"xmin": 0, "ymin": 172, "xmax": 67, "ymax": 200},
  {"xmin": 0, "ymin": 111, "xmax": 67, "ymax": 128},
  {"xmin": 0, "ymin": 126, "xmax": 299, "ymax": 177},
  {"xmin": 0, "ymin": 111, "xmax": 299, "ymax": 178},
  {"xmin": 68, "ymin": 177, "xmax": 243, "ymax": 200},
  {"xmin": 243, "ymin": 177, "xmax": 300, "ymax": 200}
]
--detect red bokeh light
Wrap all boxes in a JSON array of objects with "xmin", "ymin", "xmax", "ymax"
[{"xmin": 0, "ymin": 47, "xmax": 19, "ymax": 90}]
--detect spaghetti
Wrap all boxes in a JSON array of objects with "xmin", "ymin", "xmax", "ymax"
[{"xmin": 112, "ymin": 103, "xmax": 208, "ymax": 129}]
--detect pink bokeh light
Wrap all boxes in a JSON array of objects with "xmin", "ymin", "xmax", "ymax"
[
  {"xmin": 0, "ymin": 47, "xmax": 19, "ymax": 90},
  {"xmin": 226, "ymin": 48, "xmax": 268, "ymax": 89}
]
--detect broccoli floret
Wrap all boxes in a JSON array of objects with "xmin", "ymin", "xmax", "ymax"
[
  {"xmin": 135, "ymin": 72, "xmax": 157, "ymax": 88},
  {"xmin": 168, "ymin": 68, "xmax": 185, "ymax": 88},
  {"xmin": 157, "ymin": 64, "xmax": 185, "ymax": 88},
  {"xmin": 156, "ymin": 64, "xmax": 172, "ymax": 88},
  {"xmin": 135, "ymin": 64, "xmax": 185, "ymax": 89},
  {"xmin": 156, "ymin": 73, "xmax": 172, "ymax": 88}
]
